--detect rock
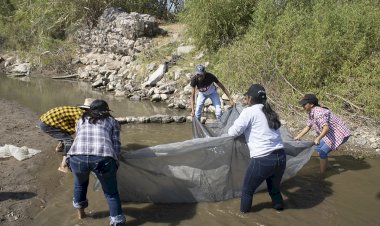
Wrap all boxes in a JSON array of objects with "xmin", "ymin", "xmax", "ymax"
[
  {"xmin": 8, "ymin": 63, "xmax": 31, "ymax": 76},
  {"xmin": 176, "ymin": 45, "xmax": 195, "ymax": 55},
  {"xmin": 129, "ymin": 95, "xmax": 141, "ymax": 101},
  {"xmin": 160, "ymin": 94, "xmax": 168, "ymax": 100},
  {"xmin": 137, "ymin": 117, "xmax": 150, "ymax": 123},
  {"xmin": 151, "ymin": 94, "xmax": 161, "ymax": 102},
  {"xmin": 173, "ymin": 116, "xmax": 186, "ymax": 123},
  {"xmin": 149, "ymin": 115, "xmax": 163, "ymax": 123},
  {"xmin": 143, "ymin": 63, "xmax": 168, "ymax": 87},
  {"xmin": 161, "ymin": 115, "xmax": 174, "ymax": 123}
]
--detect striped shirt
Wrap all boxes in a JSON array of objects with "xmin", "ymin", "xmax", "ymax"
[
  {"xmin": 68, "ymin": 117, "xmax": 121, "ymax": 160},
  {"xmin": 40, "ymin": 106, "xmax": 84, "ymax": 134},
  {"xmin": 307, "ymin": 106, "xmax": 351, "ymax": 150}
]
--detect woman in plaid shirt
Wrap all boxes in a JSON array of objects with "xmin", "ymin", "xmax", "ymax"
[
  {"xmin": 67, "ymin": 99, "xmax": 126, "ymax": 225},
  {"xmin": 295, "ymin": 94, "xmax": 351, "ymax": 175}
]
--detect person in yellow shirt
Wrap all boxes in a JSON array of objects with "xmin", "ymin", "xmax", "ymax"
[{"xmin": 39, "ymin": 98, "xmax": 94, "ymax": 172}]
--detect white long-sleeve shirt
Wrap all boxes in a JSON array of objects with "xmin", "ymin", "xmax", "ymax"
[{"xmin": 228, "ymin": 104, "xmax": 284, "ymax": 158}]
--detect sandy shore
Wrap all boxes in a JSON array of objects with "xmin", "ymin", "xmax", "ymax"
[{"xmin": 0, "ymin": 99, "xmax": 65, "ymax": 226}]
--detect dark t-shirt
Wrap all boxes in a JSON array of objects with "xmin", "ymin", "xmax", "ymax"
[{"xmin": 190, "ymin": 72, "xmax": 219, "ymax": 93}]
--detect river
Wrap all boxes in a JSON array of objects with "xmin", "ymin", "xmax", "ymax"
[{"xmin": 1, "ymin": 75, "xmax": 379, "ymax": 226}]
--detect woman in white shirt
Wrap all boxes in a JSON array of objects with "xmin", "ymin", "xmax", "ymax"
[{"xmin": 228, "ymin": 84, "xmax": 286, "ymax": 213}]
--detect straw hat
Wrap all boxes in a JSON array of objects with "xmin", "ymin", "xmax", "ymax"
[{"xmin": 78, "ymin": 98, "xmax": 95, "ymax": 109}]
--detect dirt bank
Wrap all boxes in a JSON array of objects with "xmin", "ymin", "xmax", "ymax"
[{"xmin": 0, "ymin": 99, "xmax": 65, "ymax": 226}]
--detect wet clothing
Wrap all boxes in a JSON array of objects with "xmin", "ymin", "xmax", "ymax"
[
  {"xmin": 228, "ymin": 103, "xmax": 286, "ymax": 213},
  {"xmin": 68, "ymin": 117, "xmax": 121, "ymax": 160},
  {"xmin": 240, "ymin": 149, "xmax": 286, "ymax": 212},
  {"xmin": 69, "ymin": 155, "xmax": 125, "ymax": 225},
  {"xmin": 307, "ymin": 106, "xmax": 351, "ymax": 150},
  {"xmin": 68, "ymin": 116, "xmax": 125, "ymax": 225},
  {"xmin": 40, "ymin": 106, "xmax": 84, "ymax": 135},
  {"xmin": 316, "ymin": 136, "xmax": 349, "ymax": 159}
]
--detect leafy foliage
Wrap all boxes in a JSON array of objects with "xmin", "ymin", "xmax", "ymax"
[
  {"xmin": 0, "ymin": 0, "xmax": 184, "ymax": 69},
  {"xmin": 212, "ymin": 0, "xmax": 380, "ymax": 120},
  {"xmin": 179, "ymin": 0, "xmax": 256, "ymax": 51}
]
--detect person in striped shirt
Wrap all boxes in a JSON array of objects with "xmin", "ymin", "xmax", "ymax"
[
  {"xmin": 295, "ymin": 94, "xmax": 351, "ymax": 174},
  {"xmin": 39, "ymin": 98, "xmax": 95, "ymax": 172}
]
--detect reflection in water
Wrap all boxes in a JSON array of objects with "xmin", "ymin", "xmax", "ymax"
[
  {"xmin": 0, "ymin": 75, "xmax": 187, "ymax": 117},
  {"xmin": 0, "ymin": 75, "xmax": 193, "ymax": 146}
]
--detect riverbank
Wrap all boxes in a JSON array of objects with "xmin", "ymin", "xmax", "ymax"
[{"xmin": 0, "ymin": 99, "xmax": 67, "ymax": 226}]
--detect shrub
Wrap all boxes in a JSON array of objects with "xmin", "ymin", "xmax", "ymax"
[
  {"xmin": 179, "ymin": 0, "xmax": 256, "ymax": 51},
  {"xmin": 214, "ymin": 0, "xmax": 380, "ymax": 119}
]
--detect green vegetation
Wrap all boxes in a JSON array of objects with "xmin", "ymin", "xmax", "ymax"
[
  {"xmin": 1, "ymin": 0, "xmax": 379, "ymax": 120},
  {"xmin": 179, "ymin": 0, "xmax": 256, "ymax": 51},
  {"xmin": 181, "ymin": 0, "xmax": 380, "ymax": 120},
  {"xmin": 0, "ymin": 0, "xmax": 183, "ymax": 69}
]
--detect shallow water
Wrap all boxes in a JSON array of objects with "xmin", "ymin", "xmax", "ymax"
[{"xmin": 2, "ymin": 75, "xmax": 380, "ymax": 226}]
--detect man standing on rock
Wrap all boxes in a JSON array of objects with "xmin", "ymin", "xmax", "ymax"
[
  {"xmin": 38, "ymin": 98, "xmax": 95, "ymax": 173},
  {"xmin": 191, "ymin": 64, "xmax": 234, "ymax": 120}
]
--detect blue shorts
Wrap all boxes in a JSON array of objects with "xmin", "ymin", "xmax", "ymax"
[{"xmin": 316, "ymin": 136, "xmax": 350, "ymax": 159}]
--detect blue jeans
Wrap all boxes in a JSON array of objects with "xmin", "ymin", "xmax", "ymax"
[
  {"xmin": 241, "ymin": 149, "xmax": 286, "ymax": 213},
  {"xmin": 39, "ymin": 121, "xmax": 73, "ymax": 155},
  {"xmin": 195, "ymin": 91, "xmax": 222, "ymax": 119},
  {"xmin": 69, "ymin": 155, "xmax": 126, "ymax": 225},
  {"xmin": 316, "ymin": 136, "xmax": 350, "ymax": 159}
]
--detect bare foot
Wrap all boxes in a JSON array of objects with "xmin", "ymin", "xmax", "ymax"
[
  {"xmin": 58, "ymin": 166, "xmax": 69, "ymax": 173},
  {"xmin": 55, "ymin": 142, "xmax": 64, "ymax": 152},
  {"xmin": 77, "ymin": 208, "xmax": 86, "ymax": 219}
]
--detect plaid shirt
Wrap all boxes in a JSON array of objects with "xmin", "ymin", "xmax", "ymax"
[
  {"xmin": 307, "ymin": 106, "xmax": 351, "ymax": 150},
  {"xmin": 68, "ymin": 117, "xmax": 121, "ymax": 160},
  {"xmin": 40, "ymin": 106, "xmax": 84, "ymax": 134}
]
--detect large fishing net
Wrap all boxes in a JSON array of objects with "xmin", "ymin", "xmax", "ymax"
[{"xmin": 108, "ymin": 105, "xmax": 314, "ymax": 203}]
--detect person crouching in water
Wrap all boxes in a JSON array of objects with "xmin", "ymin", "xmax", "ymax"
[
  {"xmin": 228, "ymin": 84, "xmax": 286, "ymax": 213},
  {"xmin": 67, "ymin": 99, "xmax": 126, "ymax": 225},
  {"xmin": 294, "ymin": 94, "xmax": 351, "ymax": 175}
]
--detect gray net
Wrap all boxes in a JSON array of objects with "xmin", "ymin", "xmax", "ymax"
[{"xmin": 100, "ymin": 105, "xmax": 314, "ymax": 203}]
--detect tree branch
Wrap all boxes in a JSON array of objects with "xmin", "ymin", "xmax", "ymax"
[{"xmin": 325, "ymin": 93, "xmax": 364, "ymax": 111}]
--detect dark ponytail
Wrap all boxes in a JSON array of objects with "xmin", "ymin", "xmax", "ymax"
[
  {"xmin": 253, "ymin": 96, "xmax": 281, "ymax": 130},
  {"xmin": 262, "ymin": 101, "xmax": 281, "ymax": 130},
  {"xmin": 247, "ymin": 84, "xmax": 281, "ymax": 130}
]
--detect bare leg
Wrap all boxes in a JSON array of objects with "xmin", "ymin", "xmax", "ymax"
[
  {"xmin": 77, "ymin": 208, "xmax": 86, "ymax": 219},
  {"xmin": 320, "ymin": 158, "xmax": 328, "ymax": 174}
]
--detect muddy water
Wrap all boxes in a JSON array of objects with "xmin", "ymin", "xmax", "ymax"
[{"xmin": 2, "ymin": 75, "xmax": 380, "ymax": 226}]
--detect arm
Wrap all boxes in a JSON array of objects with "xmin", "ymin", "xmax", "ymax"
[
  {"xmin": 191, "ymin": 86, "xmax": 196, "ymax": 117},
  {"xmin": 294, "ymin": 126, "xmax": 311, "ymax": 140},
  {"xmin": 112, "ymin": 120, "xmax": 121, "ymax": 155},
  {"xmin": 228, "ymin": 110, "xmax": 249, "ymax": 137},
  {"xmin": 216, "ymin": 81, "xmax": 235, "ymax": 106},
  {"xmin": 314, "ymin": 124, "xmax": 329, "ymax": 145}
]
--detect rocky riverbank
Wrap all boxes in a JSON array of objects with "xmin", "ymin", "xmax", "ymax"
[{"xmin": 0, "ymin": 7, "xmax": 379, "ymax": 159}]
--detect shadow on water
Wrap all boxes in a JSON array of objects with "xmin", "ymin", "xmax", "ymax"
[
  {"xmin": 86, "ymin": 203, "xmax": 197, "ymax": 226},
  {"xmin": 273, "ymin": 155, "xmax": 372, "ymax": 210},
  {"xmin": 125, "ymin": 203, "xmax": 197, "ymax": 226},
  {"xmin": 122, "ymin": 143, "xmax": 150, "ymax": 152},
  {"xmin": 0, "ymin": 192, "xmax": 37, "ymax": 201}
]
